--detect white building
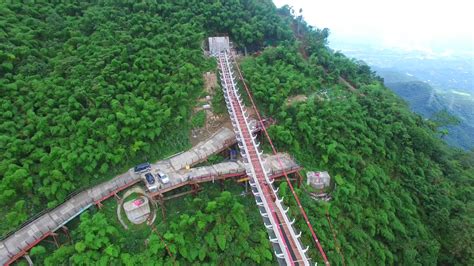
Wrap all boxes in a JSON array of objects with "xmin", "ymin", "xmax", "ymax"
[{"xmin": 208, "ymin": 36, "xmax": 230, "ymax": 55}]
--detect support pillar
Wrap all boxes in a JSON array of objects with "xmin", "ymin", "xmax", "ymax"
[
  {"xmin": 219, "ymin": 179, "xmax": 225, "ymax": 191},
  {"xmin": 51, "ymin": 232, "xmax": 59, "ymax": 248},
  {"xmin": 96, "ymin": 201, "xmax": 103, "ymax": 209},
  {"xmin": 157, "ymin": 195, "xmax": 166, "ymax": 222},
  {"xmin": 62, "ymin": 226, "xmax": 71, "ymax": 243},
  {"xmin": 191, "ymin": 183, "xmax": 200, "ymax": 196},
  {"xmin": 114, "ymin": 192, "xmax": 121, "ymax": 201},
  {"xmin": 24, "ymin": 254, "xmax": 33, "ymax": 266}
]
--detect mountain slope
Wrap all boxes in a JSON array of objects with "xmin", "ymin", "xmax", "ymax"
[
  {"xmin": 240, "ymin": 42, "xmax": 473, "ymax": 265},
  {"xmin": 384, "ymin": 81, "xmax": 444, "ymax": 116},
  {"xmin": 375, "ymin": 68, "xmax": 474, "ymax": 150},
  {"xmin": 0, "ymin": 1, "xmax": 472, "ymax": 265}
]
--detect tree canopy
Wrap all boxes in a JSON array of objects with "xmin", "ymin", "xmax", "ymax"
[
  {"xmin": 1, "ymin": 1, "xmax": 472, "ymax": 265},
  {"xmin": 240, "ymin": 38, "xmax": 474, "ymax": 265}
]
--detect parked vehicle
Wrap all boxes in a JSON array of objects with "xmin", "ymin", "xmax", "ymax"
[
  {"xmin": 144, "ymin": 173, "xmax": 155, "ymax": 185},
  {"xmin": 144, "ymin": 172, "xmax": 159, "ymax": 192},
  {"xmin": 157, "ymin": 171, "xmax": 170, "ymax": 184},
  {"xmin": 134, "ymin": 162, "xmax": 151, "ymax": 174}
]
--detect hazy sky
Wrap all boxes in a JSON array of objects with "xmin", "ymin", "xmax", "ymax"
[{"xmin": 273, "ymin": 0, "xmax": 474, "ymax": 54}]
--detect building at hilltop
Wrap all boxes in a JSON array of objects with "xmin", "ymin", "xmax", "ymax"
[{"xmin": 208, "ymin": 36, "xmax": 230, "ymax": 55}]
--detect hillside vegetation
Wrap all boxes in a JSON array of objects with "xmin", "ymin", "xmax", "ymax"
[
  {"xmin": 1, "ymin": 1, "xmax": 472, "ymax": 265},
  {"xmin": 386, "ymin": 80, "xmax": 474, "ymax": 149},
  {"xmin": 374, "ymin": 68, "xmax": 474, "ymax": 150},
  {"xmin": 240, "ymin": 41, "xmax": 473, "ymax": 265}
]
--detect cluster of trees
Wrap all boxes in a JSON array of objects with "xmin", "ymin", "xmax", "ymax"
[
  {"xmin": 39, "ymin": 212, "xmax": 122, "ymax": 265},
  {"xmin": 88, "ymin": 0, "xmax": 294, "ymax": 51},
  {"xmin": 0, "ymin": 0, "xmax": 296, "ymax": 235},
  {"xmin": 1, "ymin": 1, "xmax": 214, "ymax": 234},
  {"xmin": 240, "ymin": 44, "xmax": 323, "ymax": 113},
  {"xmin": 2, "ymin": 0, "xmax": 472, "ymax": 265},
  {"xmin": 178, "ymin": 0, "xmax": 294, "ymax": 50},
  {"xmin": 0, "ymin": 0, "xmax": 298, "ymax": 262},
  {"xmin": 241, "ymin": 37, "xmax": 473, "ymax": 264},
  {"xmin": 29, "ymin": 190, "xmax": 273, "ymax": 265}
]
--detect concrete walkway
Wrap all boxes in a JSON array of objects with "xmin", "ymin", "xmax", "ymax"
[
  {"xmin": 0, "ymin": 126, "xmax": 301, "ymax": 265},
  {"xmin": 0, "ymin": 127, "xmax": 236, "ymax": 265}
]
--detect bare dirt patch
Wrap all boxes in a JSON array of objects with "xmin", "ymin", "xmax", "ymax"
[
  {"xmin": 190, "ymin": 111, "xmax": 232, "ymax": 146},
  {"xmin": 203, "ymin": 72, "xmax": 218, "ymax": 94},
  {"xmin": 190, "ymin": 71, "xmax": 233, "ymax": 146},
  {"xmin": 338, "ymin": 76, "xmax": 357, "ymax": 92},
  {"xmin": 286, "ymin": 94, "xmax": 308, "ymax": 106}
]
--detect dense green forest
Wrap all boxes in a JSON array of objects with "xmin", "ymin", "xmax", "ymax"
[
  {"xmin": 1, "ymin": 1, "xmax": 472, "ymax": 265},
  {"xmin": 31, "ymin": 185, "xmax": 274, "ymax": 265},
  {"xmin": 241, "ymin": 44, "xmax": 474, "ymax": 265}
]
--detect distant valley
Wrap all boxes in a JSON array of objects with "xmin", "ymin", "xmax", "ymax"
[
  {"xmin": 376, "ymin": 68, "xmax": 474, "ymax": 150},
  {"xmin": 336, "ymin": 47, "xmax": 474, "ymax": 150}
]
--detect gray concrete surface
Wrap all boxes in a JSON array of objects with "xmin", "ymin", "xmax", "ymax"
[
  {"xmin": 151, "ymin": 153, "xmax": 299, "ymax": 195},
  {"xmin": 0, "ymin": 125, "xmax": 298, "ymax": 264},
  {"xmin": 0, "ymin": 127, "xmax": 237, "ymax": 265}
]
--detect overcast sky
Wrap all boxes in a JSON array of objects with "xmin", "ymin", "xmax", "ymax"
[{"xmin": 273, "ymin": 0, "xmax": 474, "ymax": 54}]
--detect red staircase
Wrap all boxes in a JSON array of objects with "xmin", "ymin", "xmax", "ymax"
[{"xmin": 217, "ymin": 51, "xmax": 311, "ymax": 265}]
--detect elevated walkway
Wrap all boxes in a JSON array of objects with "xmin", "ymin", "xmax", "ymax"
[
  {"xmin": 217, "ymin": 51, "xmax": 310, "ymax": 265},
  {"xmin": 150, "ymin": 127, "xmax": 235, "ymax": 173},
  {"xmin": 0, "ymin": 125, "xmax": 301, "ymax": 265},
  {"xmin": 150, "ymin": 153, "xmax": 300, "ymax": 196},
  {"xmin": 0, "ymin": 127, "xmax": 237, "ymax": 265}
]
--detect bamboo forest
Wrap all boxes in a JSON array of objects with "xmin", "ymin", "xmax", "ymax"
[{"xmin": 0, "ymin": 1, "xmax": 472, "ymax": 265}]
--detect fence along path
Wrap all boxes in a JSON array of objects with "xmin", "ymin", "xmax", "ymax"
[
  {"xmin": 0, "ymin": 127, "xmax": 236, "ymax": 265},
  {"xmin": 217, "ymin": 51, "xmax": 311, "ymax": 265}
]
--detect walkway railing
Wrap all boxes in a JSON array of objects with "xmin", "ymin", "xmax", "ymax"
[{"xmin": 216, "ymin": 51, "xmax": 310, "ymax": 266}]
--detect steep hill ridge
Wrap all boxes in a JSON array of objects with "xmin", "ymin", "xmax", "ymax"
[{"xmin": 375, "ymin": 68, "xmax": 474, "ymax": 150}]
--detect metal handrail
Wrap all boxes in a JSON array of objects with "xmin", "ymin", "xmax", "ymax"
[
  {"xmin": 1, "ymin": 163, "xmax": 145, "ymax": 240},
  {"xmin": 217, "ymin": 51, "xmax": 307, "ymax": 264}
]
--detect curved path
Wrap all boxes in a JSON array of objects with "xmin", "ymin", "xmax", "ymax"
[
  {"xmin": 0, "ymin": 127, "xmax": 236, "ymax": 265},
  {"xmin": 150, "ymin": 152, "xmax": 300, "ymax": 196}
]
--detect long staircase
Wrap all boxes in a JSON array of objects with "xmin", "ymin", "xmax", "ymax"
[{"xmin": 217, "ymin": 51, "xmax": 310, "ymax": 265}]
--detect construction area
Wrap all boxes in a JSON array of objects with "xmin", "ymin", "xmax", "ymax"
[{"xmin": 0, "ymin": 37, "xmax": 330, "ymax": 266}]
